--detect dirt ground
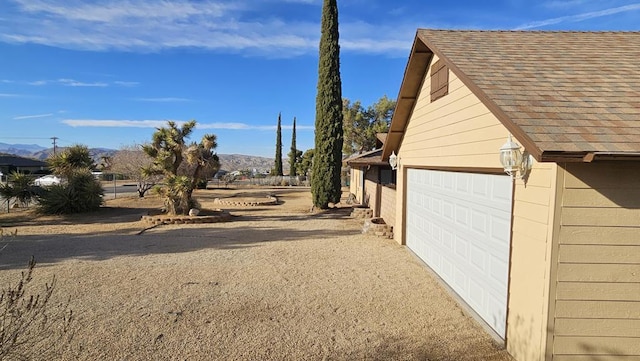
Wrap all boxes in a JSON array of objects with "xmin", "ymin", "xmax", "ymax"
[{"xmin": 0, "ymin": 187, "xmax": 513, "ymax": 360}]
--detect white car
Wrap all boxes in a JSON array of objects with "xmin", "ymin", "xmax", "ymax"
[{"xmin": 34, "ymin": 174, "xmax": 62, "ymax": 186}]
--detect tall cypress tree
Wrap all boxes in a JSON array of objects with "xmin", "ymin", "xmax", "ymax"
[
  {"xmin": 289, "ymin": 117, "xmax": 297, "ymax": 176},
  {"xmin": 274, "ymin": 112, "xmax": 283, "ymax": 176},
  {"xmin": 311, "ymin": 0, "xmax": 343, "ymax": 208}
]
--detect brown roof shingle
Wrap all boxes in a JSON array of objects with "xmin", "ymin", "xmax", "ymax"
[
  {"xmin": 415, "ymin": 30, "xmax": 640, "ymax": 160},
  {"xmin": 345, "ymin": 148, "xmax": 386, "ymax": 166}
]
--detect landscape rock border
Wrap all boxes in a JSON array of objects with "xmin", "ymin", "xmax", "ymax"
[
  {"xmin": 141, "ymin": 210, "xmax": 232, "ymax": 225},
  {"xmin": 214, "ymin": 195, "xmax": 278, "ymax": 207}
]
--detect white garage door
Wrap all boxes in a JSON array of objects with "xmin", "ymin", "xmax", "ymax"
[{"xmin": 406, "ymin": 169, "xmax": 512, "ymax": 338}]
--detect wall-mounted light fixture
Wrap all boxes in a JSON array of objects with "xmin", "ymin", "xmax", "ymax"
[
  {"xmin": 389, "ymin": 151, "xmax": 398, "ymax": 170},
  {"xmin": 499, "ymin": 135, "xmax": 532, "ymax": 180}
]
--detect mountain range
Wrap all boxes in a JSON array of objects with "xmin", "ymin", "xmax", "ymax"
[{"xmin": 0, "ymin": 143, "xmax": 278, "ymax": 173}]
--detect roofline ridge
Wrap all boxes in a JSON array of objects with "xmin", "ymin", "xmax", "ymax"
[{"xmin": 417, "ymin": 28, "xmax": 640, "ymax": 34}]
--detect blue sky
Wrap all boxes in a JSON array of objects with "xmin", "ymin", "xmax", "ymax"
[{"xmin": 1, "ymin": 0, "xmax": 639, "ymax": 157}]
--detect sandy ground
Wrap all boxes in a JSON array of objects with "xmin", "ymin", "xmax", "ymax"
[{"xmin": 0, "ymin": 187, "xmax": 513, "ymax": 360}]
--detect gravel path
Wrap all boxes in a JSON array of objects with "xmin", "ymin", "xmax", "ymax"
[{"xmin": 0, "ymin": 187, "xmax": 512, "ymax": 360}]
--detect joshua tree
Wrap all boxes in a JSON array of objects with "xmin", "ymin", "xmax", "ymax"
[{"xmin": 142, "ymin": 120, "xmax": 219, "ymax": 215}]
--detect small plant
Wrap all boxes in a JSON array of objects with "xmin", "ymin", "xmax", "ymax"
[
  {"xmin": 221, "ymin": 174, "xmax": 236, "ymax": 188},
  {"xmin": 0, "ymin": 258, "xmax": 73, "ymax": 360},
  {"xmin": 0, "ymin": 232, "xmax": 73, "ymax": 360}
]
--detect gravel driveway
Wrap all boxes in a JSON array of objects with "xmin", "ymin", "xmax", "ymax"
[{"xmin": 0, "ymin": 187, "xmax": 512, "ymax": 360}]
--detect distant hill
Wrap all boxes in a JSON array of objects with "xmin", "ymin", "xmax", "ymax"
[
  {"xmin": 29, "ymin": 147, "xmax": 118, "ymax": 163},
  {"xmin": 0, "ymin": 142, "xmax": 47, "ymax": 157},
  {"xmin": 218, "ymin": 154, "xmax": 280, "ymax": 173},
  {"xmin": 0, "ymin": 143, "xmax": 278, "ymax": 173}
]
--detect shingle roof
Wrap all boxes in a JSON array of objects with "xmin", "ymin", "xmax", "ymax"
[
  {"xmin": 385, "ymin": 30, "xmax": 640, "ymax": 162},
  {"xmin": 345, "ymin": 149, "xmax": 386, "ymax": 166}
]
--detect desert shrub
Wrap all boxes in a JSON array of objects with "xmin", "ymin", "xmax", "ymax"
[
  {"xmin": 195, "ymin": 178, "xmax": 208, "ymax": 189},
  {"xmin": 0, "ymin": 232, "xmax": 73, "ymax": 360},
  {"xmin": 0, "ymin": 258, "xmax": 73, "ymax": 360},
  {"xmin": 0, "ymin": 172, "xmax": 40, "ymax": 209},
  {"xmin": 37, "ymin": 170, "xmax": 103, "ymax": 214}
]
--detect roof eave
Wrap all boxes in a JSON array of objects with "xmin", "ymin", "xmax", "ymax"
[
  {"xmin": 382, "ymin": 32, "xmax": 433, "ymax": 161},
  {"xmin": 541, "ymin": 151, "xmax": 640, "ymax": 163}
]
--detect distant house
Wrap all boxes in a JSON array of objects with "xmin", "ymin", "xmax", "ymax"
[
  {"xmin": 381, "ymin": 29, "xmax": 640, "ymax": 361},
  {"xmin": 0, "ymin": 155, "xmax": 49, "ymax": 176}
]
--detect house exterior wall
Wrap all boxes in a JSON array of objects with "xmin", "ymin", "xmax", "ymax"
[
  {"xmin": 364, "ymin": 167, "xmax": 380, "ymax": 213},
  {"xmin": 380, "ymin": 186, "xmax": 396, "ymax": 228},
  {"xmin": 349, "ymin": 167, "xmax": 364, "ymax": 204},
  {"xmin": 508, "ymin": 162, "xmax": 558, "ymax": 361},
  {"xmin": 394, "ymin": 54, "xmax": 556, "ymax": 361},
  {"xmin": 549, "ymin": 162, "xmax": 640, "ymax": 360}
]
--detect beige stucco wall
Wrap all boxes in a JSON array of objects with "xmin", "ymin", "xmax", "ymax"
[
  {"xmin": 364, "ymin": 181, "xmax": 379, "ymax": 214},
  {"xmin": 349, "ymin": 167, "xmax": 363, "ymax": 203},
  {"xmin": 549, "ymin": 162, "xmax": 640, "ymax": 360},
  {"xmin": 380, "ymin": 186, "xmax": 396, "ymax": 228},
  {"xmin": 393, "ymin": 54, "xmax": 557, "ymax": 361}
]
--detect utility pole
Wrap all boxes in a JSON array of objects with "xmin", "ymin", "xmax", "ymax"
[{"xmin": 51, "ymin": 136, "xmax": 58, "ymax": 156}]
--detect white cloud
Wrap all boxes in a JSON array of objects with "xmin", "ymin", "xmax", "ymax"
[
  {"xmin": 516, "ymin": 3, "xmax": 640, "ymax": 29},
  {"xmin": 58, "ymin": 78, "xmax": 108, "ymax": 87},
  {"xmin": 0, "ymin": 0, "xmax": 413, "ymax": 57},
  {"xmin": 63, "ymin": 119, "xmax": 174, "ymax": 128},
  {"xmin": 62, "ymin": 119, "xmax": 314, "ymax": 131},
  {"xmin": 15, "ymin": 0, "xmax": 235, "ymax": 22},
  {"xmin": 133, "ymin": 97, "xmax": 192, "ymax": 102},
  {"xmin": 0, "ymin": 93, "xmax": 20, "ymax": 97},
  {"xmin": 26, "ymin": 78, "xmax": 109, "ymax": 87},
  {"xmin": 13, "ymin": 113, "xmax": 53, "ymax": 120},
  {"xmin": 114, "ymin": 81, "xmax": 139, "ymax": 87}
]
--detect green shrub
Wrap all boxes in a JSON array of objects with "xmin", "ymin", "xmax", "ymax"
[
  {"xmin": 195, "ymin": 178, "xmax": 208, "ymax": 189},
  {"xmin": 0, "ymin": 172, "xmax": 40, "ymax": 209},
  {"xmin": 37, "ymin": 171, "xmax": 103, "ymax": 214}
]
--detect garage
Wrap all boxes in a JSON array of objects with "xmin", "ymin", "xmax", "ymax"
[{"xmin": 406, "ymin": 168, "xmax": 512, "ymax": 338}]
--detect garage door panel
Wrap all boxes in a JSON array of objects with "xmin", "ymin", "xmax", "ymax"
[
  {"xmin": 491, "ymin": 216, "xmax": 511, "ymax": 244},
  {"xmin": 469, "ymin": 243, "xmax": 487, "ymax": 272},
  {"xmin": 407, "ymin": 169, "xmax": 512, "ymax": 338},
  {"xmin": 471, "ymin": 210, "xmax": 488, "ymax": 234}
]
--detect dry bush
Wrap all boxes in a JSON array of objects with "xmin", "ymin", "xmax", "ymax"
[{"xmin": 1, "ymin": 232, "xmax": 74, "ymax": 361}]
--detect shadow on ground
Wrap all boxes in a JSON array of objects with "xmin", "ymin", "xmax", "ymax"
[{"xmin": 0, "ymin": 210, "xmax": 361, "ymax": 271}]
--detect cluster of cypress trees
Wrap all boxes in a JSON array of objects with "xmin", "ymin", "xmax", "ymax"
[{"xmin": 271, "ymin": 0, "xmax": 344, "ymax": 207}]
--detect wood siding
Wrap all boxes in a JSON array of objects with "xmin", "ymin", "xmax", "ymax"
[
  {"xmin": 508, "ymin": 162, "xmax": 557, "ymax": 361},
  {"xmin": 552, "ymin": 162, "xmax": 640, "ymax": 360},
  {"xmin": 393, "ymin": 54, "xmax": 556, "ymax": 361}
]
